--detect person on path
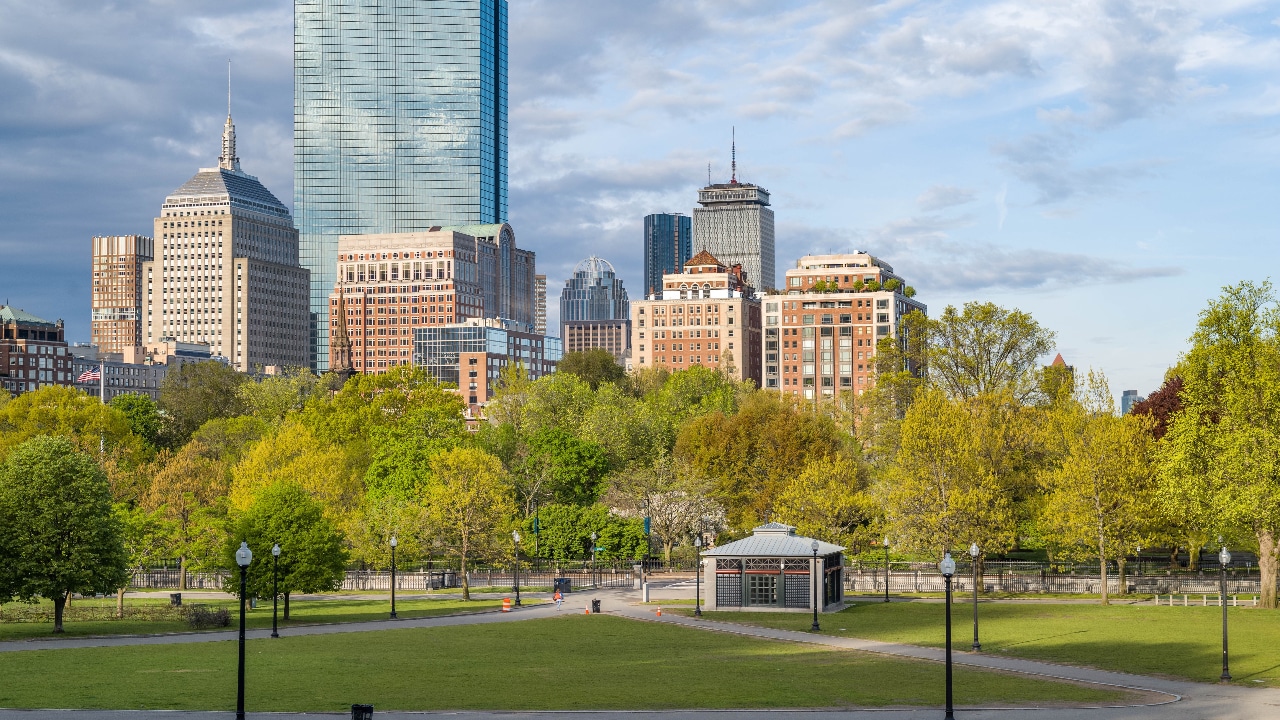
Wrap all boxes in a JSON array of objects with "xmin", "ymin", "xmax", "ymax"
[{"xmin": 553, "ymin": 590, "xmax": 563, "ymax": 610}]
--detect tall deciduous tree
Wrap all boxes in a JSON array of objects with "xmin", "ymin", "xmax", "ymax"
[
  {"xmin": 556, "ymin": 348, "xmax": 625, "ymax": 390},
  {"xmin": 424, "ymin": 447, "xmax": 516, "ymax": 600},
  {"xmin": 928, "ymin": 302, "xmax": 1057, "ymax": 402},
  {"xmin": 1158, "ymin": 281, "xmax": 1280, "ymax": 608},
  {"xmin": 142, "ymin": 440, "xmax": 229, "ymax": 589},
  {"xmin": 773, "ymin": 455, "xmax": 879, "ymax": 553},
  {"xmin": 229, "ymin": 421, "xmax": 362, "ymax": 523},
  {"xmin": 0, "ymin": 385, "xmax": 135, "ymax": 459},
  {"xmin": 109, "ymin": 394, "xmax": 162, "ymax": 451},
  {"xmin": 158, "ymin": 361, "xmax": 247, "ymax": 445},
  {"xmin": 603, "ymin": 452, "xmax": 724, "ymax": 563},
  {"xmin": 238, "ymin": 369, "xmax": 319, "ymax": 424},
  {"xmin": 1040, "ymin": 372, "xmax": 1157, "ymax": 604},
  {"xmin": 225, "ymin": 482, "xmax": 348, "ymax": 619},
  {"xmin": 0, "ymin": 436, "xmax": 128, "ymax": 632},
  {"xmin": 886, "ymin": 389, "xmax": 1018, "ymax": 559}
]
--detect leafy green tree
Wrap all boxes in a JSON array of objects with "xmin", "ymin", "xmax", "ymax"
[
  {"xmin": 928, "ymin": 302, "xmax": 1057, "ymax": 402},
  {"xmin": 525, "ymin": 427, "xmax": 609, "ymax": 506},
  {"xmin": 143, "ymin": 440, "xmax": 230, "ymax": 588},
  {"xmin": 603, "ymin": 452, "xmax": 724, "ymax": 563},
  {"xmin": 364, "ymin": 402, "xmax": 468, "ymax": 502},
  {"xmin": 1157, "ymin": 281, "xmax": 1280, "ymax": 608},
  {"xmin": 229, "ymin": 421, "xmax": 362, "ymax": 523},
  {"xmin": 114, "ymin": 503, "xmax": 165, "ymax": 617},
  {"xmin": 0, "ymin": 385, "xmax": 135, "ymax": 459},
  {"xmin": 158, "ymin": 361, "xmax": 247, "ymax": 445},
  {"xmin": 238, "ymin": 369, "xmax": 319, "ymax": 423},
  {"xmin": 1039, "ymin": 372, "xmax": 1157, "ymax": 604},
  {"xmin": 0, "ymin": 436, "xmax": 128, "ymax": 632},
  {"xmin": 556, "ymin": 349, "xmax": 625, "ymax": 390},
  {"xmin": 773, "ymin": 455, "xmax": 879, "ymax": 553},
  {"xmin": 109, "ymin": 394, "xmax": 162, "ymax": 450},
  {"xmin": 225, "ymin": 482, "xmax": 348, "ymax": 618},
  {"xmin": 519, "ymin": 503, "xmax": 646, "ymax": 562},
  {"xmin": 423, "ymin": 447, "xmax": 515, "ymax": 600}
]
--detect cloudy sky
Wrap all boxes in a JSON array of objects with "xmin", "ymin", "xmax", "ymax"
[{"xmin": 2, "ymin": 0, "xmax": 1278, "ymax": 395}]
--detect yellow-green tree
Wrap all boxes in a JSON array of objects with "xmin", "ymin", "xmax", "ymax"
[
  {"xmin": 1039, "ymin": 372, "xmax": 1156, "ymax": 604},
  {"xmin": 1158, "ymin": 281, "xmax": 1280, "ymax": 608},
  {"xmin": 885, "ymin": 389, "xmax": 1018, "ymax": 559},
  {"xmin": 773, "ymin": 455, "xmax": 879, "ymax": 553},
  {"xmin": 142, "ymin": 441, "xmax": 229, "ymax": 588},
  {"xmin": 229, "ymin": 421, "xmax": 362, "ymax": 524},
  {"xmin": 0, "ymin": 385, "xmax": 136, "ymax": 460},
  {"xmin": 423, "ymin": 447, "xmax": 516, "ymax": 600}
]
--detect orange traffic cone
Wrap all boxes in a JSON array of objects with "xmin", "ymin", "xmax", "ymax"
[
  {"xmin": 502, "ymin": 598, "xmax": 511, "ymax": 612},
  {"xmin": 656, "ymin": 605, "xmax": 662, "ymax": 617},
  {"xmin": 585, "ymin": 603, "xmax": 591, "ymax": 614}
]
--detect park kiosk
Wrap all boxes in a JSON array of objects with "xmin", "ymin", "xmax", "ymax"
[{"xmin": 700, "ymin": 522, "xmax": 844, "ymax": 612}]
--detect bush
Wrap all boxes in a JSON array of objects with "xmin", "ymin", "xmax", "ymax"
[{"xmin": 183, "ymin": 604, "xmax": 231, "ymax": 629}]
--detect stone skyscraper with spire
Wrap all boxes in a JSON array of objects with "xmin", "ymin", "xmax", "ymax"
[
  {"xmin": 140, "ymin": 89, "xmax": 310, "ymax": 371},
  {"xmin": 691, "ymin": 133, "xmax": 775, "ymax": 292}
]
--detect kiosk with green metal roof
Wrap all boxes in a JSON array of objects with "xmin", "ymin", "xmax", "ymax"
[{"xmin": 700, "ymin": 522, "xmax": 845, "ymax": 612}]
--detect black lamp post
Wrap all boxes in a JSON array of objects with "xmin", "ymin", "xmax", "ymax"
[
  {"xmin": 270, "ymin": 543, "xmax": 281, "ymax": 639},
  {"xmin": 940, "ymin": 551, "xmax": 957, "ymax": 720},
  {"xmin": 1136, "ymin": 545, "xmax": 1142, "ymax": 577},
  {"xmin": 234, "ymin": 541, "xmax": 253, "ymax": 720},
  {"xmin": 512, "ymin": 530, "xmax": 522, "ymax": 607},
  {"xmin": 389, "ymin": 535, "xmax": 398, "ymax": 619},
  {"xmin": 969, "ymin": 542, "xmax": 980, "ymax": 652},
  {"xmin": 590, "ymin": 531, "xmax": 598, "ymax": 587},
  {"xmin": 811, "ymin": 540, "xmax": 821, "ymax": 632},
  {"xmin": 883, "ymin": 536, "xmax": 891, "ymax": 603},
  {"xmin": 1219, "ymin": 545, "xmax": 1232, "ymax": 681},
  {"xmin": 694, "ymin": 535, "xmax": 703, "ymax": 617}
]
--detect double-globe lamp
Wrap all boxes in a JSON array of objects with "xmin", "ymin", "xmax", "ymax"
[
  {"xmin": 939, "ymin": 551, "xmax": 957, "ymax": 720},
  {"xmin": 389, "ymin": 535, "xmax": 398, "ymax": 619},
  {"xmin": 811, "ymin": 539, "xmax": 821, "ymax": 632},
  {"xmin": 694, "ymin": 535, "xmax": 703, "ymax": 617},
  {"xmin": 270, "ymin": 543, "xmax": 281, "ymax": 639},
  {"xmin": 1220, "ymin": 545, "xmax": 1232, "ymax": 681},
  {"xmin": 969, "ymin": 542, "xmax": 981, "ymax": 651},
  {"xmin": 234, "ymin": 541, "xmax": 253, "ymax": 720}
]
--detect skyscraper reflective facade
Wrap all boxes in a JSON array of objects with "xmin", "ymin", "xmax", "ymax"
[
  {"xmin": 296, "ymin": 0, "xmax": 509, "ymax": 370},
  {"xmin": 643, "ymin": 212, "xmax": 691, "ymax": 299}
]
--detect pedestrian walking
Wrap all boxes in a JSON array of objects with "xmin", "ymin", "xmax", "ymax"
[{"xmin": 554, "ymin": 590, "xmax": 563, "ymax": 610}]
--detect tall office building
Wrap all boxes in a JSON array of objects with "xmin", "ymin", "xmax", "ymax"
[
  {"xmin": 559, "ymin": 257, "xmax": 630, "ymax": 361},
  {"xmin": 296, "ymin": 0, "xmax": 509, "ymax": 370},
  {"xmin": 142, "ymin": 113, "xmax": 310, "ymax": 371},
  {"xmin": 644, "ymin": 213, "xmax": 691, "ymax": 298},
  {"xmin": 91, "ymin": 234, "xmax": 153, "ymax": 354},
  {"xmin": 533, "ymin": 274, "xmax": 547, "ymax": 336},
  {"xmin": 1121, "ymin": 389, "xmax": 1146, "ymax": 415},
  {"xmin": 692, "ymin": 144, "xmax": 775, "ymax": 291}
]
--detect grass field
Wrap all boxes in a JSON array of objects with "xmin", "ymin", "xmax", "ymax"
[
  {"xmin": 0, "ymin": 596, "xmax": 517, "ymax": 641},
  {"xmin": 694, "ymin": 601, "xmax": 1280, "ymax": 686},
  {"xmin": 0, "ymin": 614, "xmax": 1125, "ymax": 711}
]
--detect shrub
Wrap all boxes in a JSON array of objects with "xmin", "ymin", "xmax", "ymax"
[{"xmin": 183, "ymin": 604, "xmax": 231, "ymax": 629}]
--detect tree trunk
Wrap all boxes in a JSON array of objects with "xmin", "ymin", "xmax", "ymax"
[
  {"xmin": 180, "ymin": 555, "xmax": 188, "ymax": 591},
  {"xmin": 1116, "ymin": 557, "xmax": 1127, "ymax": 596},
  {"xmin": 1099, "ymin": 551, "xmax": 1109, "ymax": 606},
  {"xmin": 663, "ymin": 539, "xmax": 673, "ymax": 565},
  {"xmin": 284, "ymin": 592, "xmax": 291, "ymax": 620},
  {"xmin": 117, "ymin": 587, "xmax": 126, "ymax": 618},
  {"xmin": 1169, "ymin": 546, "xmax": 1180, "ymax": 568},
  {"xmin": 1259, "ymin": 528, "xmax": 1278, "ymax": 610},
  {"xmin": 975, "ymin": 556, "xmax": 986, "ymax": 594},
  {"xmin": 461, "ymin": 549, "xmax": 471, "ymax": 601},
  {"xmin": 53, "ymin": 593, "xmax": 67, "ymax": 633}
]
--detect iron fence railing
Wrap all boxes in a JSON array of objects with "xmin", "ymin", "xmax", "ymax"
[{"xmin": 844, "ymin": 567, "xmax": 1278, "ymax": 595}]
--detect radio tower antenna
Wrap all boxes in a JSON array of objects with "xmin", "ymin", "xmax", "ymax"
[{"xmin": 731, "ymin": 126, "xmax": 737, "ymax": 184}]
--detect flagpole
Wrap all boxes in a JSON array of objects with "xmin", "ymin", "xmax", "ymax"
[{"xmin": 99, "ymin": 360, "xmax": 105, "ymax": 454}]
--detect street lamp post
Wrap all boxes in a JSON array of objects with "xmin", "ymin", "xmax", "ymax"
[
  {"xmin": 1136, "ymin": 545, "xmax": 1142, "ymax": 576},
  {"xmin": 969, "ymin": 543, "xmax": 981, "ymax": 651},
  {"xmin": 234, "ymin": 541, "xmax": 253, "ymax": 720},
  {"xmin": 389, "ymin": 536, "xmax": 398, "ymax": 619},
  {"xmin": 940, "ymin": 552, "xmax": 957, "ymax": 720},
  {"xmin": 270, "ymin": 543, "xmax": 281, "ymax": 639},
  {"xmin": 1220, "ymin": 545, "xmax": 1232, "ymax": 681},
  {"xmin": 512, "ymin": 530, "xmax": 522, "ymax": 607},
  {"xmin": 590, "ymin": 532, "xmax": 598, "ymax": 588},
  {"xmin": 811, "ymin": 540, "xmax": 821, "ymax": 632},
  {"xmin": 883, "ymin": 536, "xmax": 891, "ymax": 603},
  {"xmin": 694, "ymin": 536, "xmax": 703, "ymax": 617}
]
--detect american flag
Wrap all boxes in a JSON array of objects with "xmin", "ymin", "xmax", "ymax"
[{"xmin": 77, "ymin": 365, "xmax": 102, "ymax": 383}]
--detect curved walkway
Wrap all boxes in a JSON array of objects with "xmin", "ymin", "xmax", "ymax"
[{"xmin": 2, "ymin": 590, "xmax": 1278, "ymax": 719}]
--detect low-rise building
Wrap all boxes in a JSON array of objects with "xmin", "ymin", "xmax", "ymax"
[
  {"xmin": 562, "ymin": 319, "xmax": 630, "ymax": 363},
  {"xmin": 413, "ymin": 318, "xmax": 562, "ymax": 412},
  {"xmin": 0, "ymin": 306, "xmax": 72, "ymax": 396},
  {"xmin": 70, "ymin": 340, "xmax": 214, "ymax": 402},
  {"xmin": 630, "ymin": 250, "xmax": 762, "ymax": 386},
  {"xmin": 700, "ymin": 522, "xmax": 845, "ymax": 613},
  {"xmin": 767, "ymin": 252, "xmax": 925, "ymax": 399}
]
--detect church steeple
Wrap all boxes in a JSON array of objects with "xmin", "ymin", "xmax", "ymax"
[
  {"xmin": 330, "ymin": 286, "xmax": 355, "ymax": 381},
  {"xmin": 219, "ymin": 61, "xmax": 241, "ymax": 172}
]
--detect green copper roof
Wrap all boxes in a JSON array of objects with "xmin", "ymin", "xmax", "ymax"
[{"xmin": 0, "ymin": 305, "xmax": 58, "ymax": 327}]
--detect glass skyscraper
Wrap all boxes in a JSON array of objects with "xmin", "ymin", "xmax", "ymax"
[
  {"xmin": 643, "ymin": 213, "xmax": 691, "ymax": 299},
  {"xmin": 295, "ymin": 0, "xmax": 509, "ymax": 370}
]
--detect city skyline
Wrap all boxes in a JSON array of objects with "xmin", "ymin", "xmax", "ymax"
[{"xmin": 2, "ymin": 1, "xmax": 1279, "ymax": 395}]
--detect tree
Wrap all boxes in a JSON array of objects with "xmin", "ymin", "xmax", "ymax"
[
  {"xmin": 229, "ymin": 421, "xmax": 362, "ymax": 523},
  {"xmin": 885, "ymin": 389, "xmax": 1018, "ymax": 561},
  {"xmin": 364, "ymin": 402, "xmax": 468, "ymax": 502},
  {"xmin": 423, "ymin": 447, "xmax": 516, "ymax": 600},
  {"xmin": 158, "ymin": 361, "xmax": 247, "ymax": 445},
  {"xmin": 518, "ymin": 503, "xmax": 646, "ymax": 562},
  {"xmin": 556, "ymin": 349, "xmax": 625, "ymax": 390},
  {"xmin": 109, "ymin": 394, "xmax": 162, "ymax": 450},
  {"xmin": 1039, "ymin": 373, "xmax": 1157, "ymax": 604},
  {"xmin": 0, "ymin": 385, "xmax": 135, "ymax": 459},
  {"xmin": 0, "ymin": 436, "xmax": 128, "ymax": 632},
  {"xmin": 603, "ymin": 452, "xmax": 724, "ymax": 563},
  {"xmin": 525, "ymin": 427, "xmax": 609, "ymax": 506},
  {"xmin": 238, "ymin": 369, "xmax": 319, "ymax": 423},
  {"xmin": 114, "ymin": 503, "xmax": 165, "ymax": 617},
  {"xmin": 142, "ymin": 440, "xmax": 230, "ymax": 589},
  {"xmin": 1157, "ymin": 281, "xmax": 1280, "ymax": 608},
  {"xmin": 928, "ymin": 302, "xmax": 1057, "ymax": 402},
  {"xmin": 773, "ymin": 455, "xmax": 879, "ymax": 553},
  {"xmin": 1131, "ymin": 375, "xmax": 1183, "ymax": 441},
  {"xmin": 225, "ymin": 482, "xmax": 348, "ymax": 619}
]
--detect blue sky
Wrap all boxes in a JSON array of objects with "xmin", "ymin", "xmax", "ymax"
[{"xmin": 1, "ymin": 0, "xmax": 1278, "ymax": 396}]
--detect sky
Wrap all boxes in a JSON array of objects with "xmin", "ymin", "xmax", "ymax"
[{"xmin": 2, "ymin": 0, "xmax": 1278, "ymax": 397}]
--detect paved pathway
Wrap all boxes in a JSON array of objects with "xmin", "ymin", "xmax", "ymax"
[{"xmin": 3, "ymin": 589, "xmax": 1279, "ymax": 719}]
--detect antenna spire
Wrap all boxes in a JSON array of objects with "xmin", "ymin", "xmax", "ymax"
[
  {"xmin": 731, "ymin": 126, "xmax": 737, "ymax": 184},
  {"xmin": 707, "ymin": 162, "xmax": 711, "ymax": 186},
  {"xmin": 219, "ymin": 60, "xmax": 240, "ymax": 172},
  {"xmin": 227, "ymin": 59, "xmax": 232, "ymax": 119}
]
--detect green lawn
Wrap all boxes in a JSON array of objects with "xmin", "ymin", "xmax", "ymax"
[
  {"xmin": 0, "ymin": 596, "xmax": 516, "ymax": 641},
  {"xmin": 694, "ymin": 601, "xmax": 1280, "ymax": 686},
  {"xmin": 0, "ymin": 614, "xmax": 1124, "ymax": 711}
]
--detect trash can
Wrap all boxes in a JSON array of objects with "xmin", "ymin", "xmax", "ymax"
[
  {"xmin": 591, "ymin": 599, "xmax": 601, "ymax": 614},
  {"xmin": 169, "ymin": 593, "xmax": 182, "ymax": 606},
  {"xmin": 351, "ymin": 704, "xmax": 373, "ymax": 720},
  {"xmin": 554, "ymin": 577, "xmax": 572, "ymax": 593}
]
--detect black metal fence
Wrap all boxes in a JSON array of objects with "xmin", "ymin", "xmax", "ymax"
[
  {"xmin": 845, "ymin": 565, "xmax": 1278, "ymax": 595},
  {"xmin": 130, "ymin": 567, "xmax": 637, "ymax": 592}
]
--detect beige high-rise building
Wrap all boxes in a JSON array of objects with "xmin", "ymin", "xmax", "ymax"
[
  {"xmin": 534, "ymin": 274, "xmax": 547, "ymax": 336},
  {"xmin": 91, "ymin": 235, "xmax": 153, "ymax": 354},
  {"xmin": 630, "ymin": 250, "xmax": 762, "ymax": 386},
  {"xmin": 142, "ymin": 112, "xmax": 310, "ymax": 371}
]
